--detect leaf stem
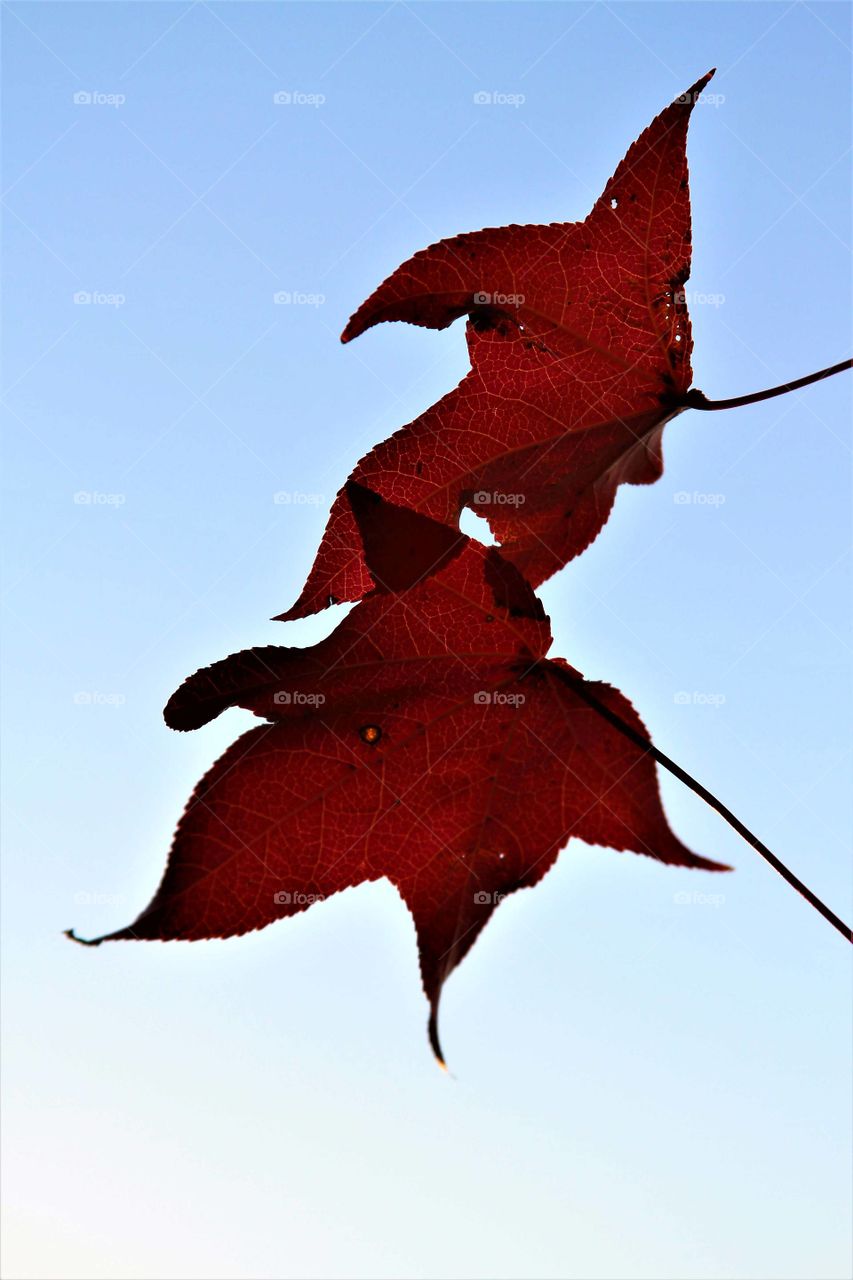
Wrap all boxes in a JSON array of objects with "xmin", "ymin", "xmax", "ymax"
[
  {"xmin": 683, "ymin": 358, "xmax": 852, "ymax": 412},
  {"xmin": 559, "ymin": 672, "xmax": 852, "ymax": 944}
]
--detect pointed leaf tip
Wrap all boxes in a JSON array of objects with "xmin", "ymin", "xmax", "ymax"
[
  {"xmin": 64, "ymin": 928, "xmax": 102, "ymax": 947},
  {"xmin": 428, "ymin": 1004, "xmax": 447, "ymax": 1072}
]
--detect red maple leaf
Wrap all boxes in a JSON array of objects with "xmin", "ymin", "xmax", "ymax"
[
  {"xmin": 280, "ymin": 71, "xmax": 714, "ymax": 621},
  {"xmin": 72, "ymin": 486, "xmax": 727, "ymax": 1063}
]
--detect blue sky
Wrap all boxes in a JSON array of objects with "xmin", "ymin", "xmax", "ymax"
[{"xmin": 2, "ymin": 4, "xmax": 851, "ymax": 1279}]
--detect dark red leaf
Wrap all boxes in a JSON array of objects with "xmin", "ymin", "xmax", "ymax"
[
  {"xmin": 77, "ymin": 490, "xmax": 727, "ymax": 1063},
  {"xmin": 280, "ymin": 71, "xmax": 713, "ymax": 621}
]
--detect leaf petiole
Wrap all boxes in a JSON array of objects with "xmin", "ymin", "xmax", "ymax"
[
  {"xmin": 683, "ymin": 358, "xmax": 852, "ymax": 412},
  {"xmin": 554, "ymin": 667, "xmax": 853, "ymax": 945}
]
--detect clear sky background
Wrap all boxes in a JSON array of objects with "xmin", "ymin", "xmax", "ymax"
[{"xmin": 2, "ymin": 4, "xmax": 851, "ymax": 1279}]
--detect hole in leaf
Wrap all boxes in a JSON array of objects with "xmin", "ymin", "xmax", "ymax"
[{"xmin": 459, "ymin": 507, "xmax": 497, "ymax": 544}]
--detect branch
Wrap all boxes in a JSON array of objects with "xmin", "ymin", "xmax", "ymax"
[{"xmin": 556, "ymin": 670, "xmax": 852, "ymax": 945}]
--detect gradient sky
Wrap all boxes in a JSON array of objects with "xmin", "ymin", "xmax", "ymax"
[{"xmin": 2, "ymin": 5, "xmax": 851, "ymax": 1279}]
